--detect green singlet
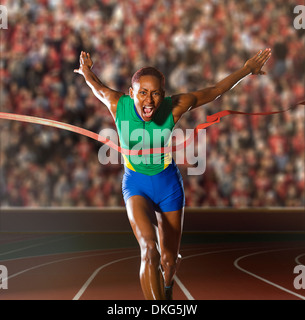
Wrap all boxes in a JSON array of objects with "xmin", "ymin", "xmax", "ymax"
[{"xmin": 115, "ymin": 95, "xmax": 175, "ymax": 176}]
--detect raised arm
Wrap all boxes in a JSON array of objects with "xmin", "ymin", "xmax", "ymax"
[
  {"xmin": 74, "ymin": 51, "xmax": 124, "ymax": 119},
  {"xmin": 171, "ymin": 48, "xmax": 272, "ymax": 123}
]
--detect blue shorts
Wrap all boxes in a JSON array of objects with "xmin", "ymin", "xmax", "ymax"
[{"xmin": 122, "ymin": 162, "xmax": 185, "ymax": 212}]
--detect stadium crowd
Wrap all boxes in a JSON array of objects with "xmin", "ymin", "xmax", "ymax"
[{"xmin": 0, "ymin": 0, "xmax": 304, "ymax": 207}]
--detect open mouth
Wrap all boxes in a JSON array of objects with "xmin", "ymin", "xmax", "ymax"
[{"xmin": 143, "ymin": 106, "xmax": 154, "ymax": 118}]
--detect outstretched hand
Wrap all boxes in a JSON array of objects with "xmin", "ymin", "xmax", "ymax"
[
  {"xmin": 244, "ymin": 48, "xmax": 272, "ymax": 75},
  {"xmin": 74, "ymin": 51, "xmax": 93, "ymax": 75}
]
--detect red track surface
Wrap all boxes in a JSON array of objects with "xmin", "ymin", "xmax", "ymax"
[{"xmin": 0, "ymin": 234, "xmax": 304, "ymax": 300}]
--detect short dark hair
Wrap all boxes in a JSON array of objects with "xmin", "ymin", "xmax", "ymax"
[{"xmin": 131, "ymin": 66, "xmax": 165, "ymax": 88}]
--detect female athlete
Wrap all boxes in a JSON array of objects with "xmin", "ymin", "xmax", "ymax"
[{"xmin": 74, "ymin": 48, "xmax": 271, "ymax": 300}]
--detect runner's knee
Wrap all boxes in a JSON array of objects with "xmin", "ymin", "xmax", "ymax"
[
  {"xmin": 161, "ymin": 252, "xmax": 178, "ymax": 271},
  {"xmin": 140, "ymin": 240, "xmax": 160, "ymax": 266}
]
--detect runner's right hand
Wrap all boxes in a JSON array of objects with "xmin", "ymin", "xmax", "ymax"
[{"xmin": 74, "ymin": 51, "xmax": 93, "ymax": 75}]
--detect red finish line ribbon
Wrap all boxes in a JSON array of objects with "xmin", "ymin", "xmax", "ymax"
[{"xmin": 0, "ymin": 100, "xmax": 304, "ymax": 155}]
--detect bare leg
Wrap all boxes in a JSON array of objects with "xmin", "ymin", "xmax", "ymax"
[
  {"xmin": 156, "ymin": 207, "xmax": 184, "ymax": 299},
  {"xmin": 125, "ymin": 195, "xmax": 165, "ymax": 300}
]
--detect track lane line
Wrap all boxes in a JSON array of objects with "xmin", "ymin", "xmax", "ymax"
[
  {"xmin": 175, "ymin": 245, "xmax": 270, "ymax": 300},
  {"xmin": 0, "ymin": 235, "xmax": 78, "ymax": 258},
  {"xmin": 234, "ymin": 247, "xmax": 305, "ymax": 300},
  {"xmin": 73, "ymin": 255, "xmax": 140, "ymax": 300},
  {"xmin": 177, "ymin": 245, "xmax": 305, "ymax": 300},
  {"xmin": 0, "ymin": 247, "xmax": 138, "ymax": 262},
  {"xmin": 295, "ymin": 253, "xmax": 305, "ymax": 265},
  {"xmin": 173, "ymin": 275, "xmax": 195, "ymax": 300},
  {"xmin": 4, "ymin": 248, "xmax": 138, "ymax": 281},
  {"xmin": 73, "ymin": 245, "xmax": 235, "ymax": 301},
  {"xmin": 2, "ymin": 244, "xmax": 231, "ymax": 300}
]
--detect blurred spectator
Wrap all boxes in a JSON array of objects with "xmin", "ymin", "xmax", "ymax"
[{"xmin": 0, "ymin": 0, "xmax": 304, "ymax": 207}]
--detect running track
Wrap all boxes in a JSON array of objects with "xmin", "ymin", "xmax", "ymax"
[{"xmin": 0, "ymin": 232, "xmax": 304, "ymax": 300}]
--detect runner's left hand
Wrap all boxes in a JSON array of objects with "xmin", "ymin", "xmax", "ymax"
[{"xmin": 244, "ymin": 48, "xmax": 272, "ymax": 75}]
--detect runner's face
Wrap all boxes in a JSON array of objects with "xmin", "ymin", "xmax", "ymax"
[{"xmin": 130, "ymin": 75, "xmax": 165, "ymax": 121}]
